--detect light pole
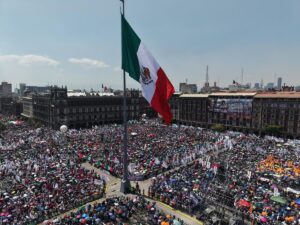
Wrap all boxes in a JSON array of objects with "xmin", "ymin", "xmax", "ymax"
[{"xmin": 50, "ymin": 104, "xmax": 55, "ymax": 129}]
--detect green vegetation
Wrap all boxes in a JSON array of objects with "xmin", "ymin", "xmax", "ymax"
[
  {"xmin": 264, "ymin": 125, "xmax": 282, "ymax": 136},
  {"xmin": 26, "ymin": 118, "xmax": 42, "ymax": 128},
  {"xmin": 211, "ymin": 124, "xmax": 225, "ymax": 132},
  {"xmin": 0, "ymin": 121, "xmax": 6, "ymax": 132}
]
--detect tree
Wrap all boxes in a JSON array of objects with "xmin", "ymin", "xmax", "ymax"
[
  {"xmin": 211, "ymin": 124, "xmax": 225, "ymax": 132},
  {"xmin": 264, "ymin": 125, "xmax": 282, "ymax": 136},
  {"xmin": 0, "ymin": 121, "xmax": 6, "ymax": 133}
]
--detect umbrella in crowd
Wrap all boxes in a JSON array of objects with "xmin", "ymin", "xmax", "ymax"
[
  {"xmin": 0, "ymin": 115, "xmax": 106, "ymax": 224},
  {"xmin": 148, "ymin": 129, "xmax": 300, "ymax": 224},
  {"xmin": 43, "ymin": 196, "xmax": 184, "ymax": 225},
  {"xmin": 237, "ymin": 199, "xmax": 251, "ymax": 208},
  {"xmin": 1, "ymin": 114, "xmax": 300, "ymax": 224}
]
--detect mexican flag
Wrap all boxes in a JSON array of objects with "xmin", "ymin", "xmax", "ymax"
[{"xmin": 121, "ymin": 15, "xmax": 175, "ymax": 124}]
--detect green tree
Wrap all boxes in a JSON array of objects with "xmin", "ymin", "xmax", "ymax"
[
  {"xmin": 211, "ymin": 124, "xmax": 225, "ymax": 132},
  {"xmin": 0, "ymin": 121, "xmax": 6, "ymax": 132},
  {"xmin": 264, "ymin": 125, "xmax": 282, "ymax": 136}
]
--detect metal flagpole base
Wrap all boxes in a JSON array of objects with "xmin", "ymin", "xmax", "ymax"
[{"xmin": 120, "ymin": 179, "xmax": 131, "ymax": 194}]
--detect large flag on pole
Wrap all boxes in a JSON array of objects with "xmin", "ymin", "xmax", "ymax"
[{"xmin": 121, "ymin": 15, "xmax": 175, "ymax": 124}]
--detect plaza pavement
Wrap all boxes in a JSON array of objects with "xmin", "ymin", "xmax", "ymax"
[{"xmin": 39, "ymin": 162, "xmax": 203, "ymax": 225}]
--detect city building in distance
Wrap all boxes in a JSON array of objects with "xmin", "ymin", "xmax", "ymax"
[
  {"xmin": 179, "ymin": 82, "xmax": 197, "ymax": 94},
  {"xmin": 0, "ymin": 82, "xmax": 12, "ymax": 97}
]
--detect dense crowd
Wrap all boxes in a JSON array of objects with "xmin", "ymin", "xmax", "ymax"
[
  {"xmin": 149, "ymin": 133, "xmax": 300, "ymax": 224},
  {"xmin": 90, "ymin": 121, "xmax": 221, "ymax": 179},
  {"xmin": 0, "ymin": 116, "xmax": 106, "ymax": 224},
  {"xmin": 43, "ymin": 196, "xmax": 185, "ymax": 225},
  {"xmin": 0, "ymin": 116, "xmax": 207, "ymax": 224},
  {"xmin": 2, "ymin": 114, "xmax": 300, "ymax": 224}
]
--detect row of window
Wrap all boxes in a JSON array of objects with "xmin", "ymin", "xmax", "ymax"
[
  {"xmin": 51, "ymin": 106, "xmax": 140, "ymax": 114},
  {"xmin": 67, "ymin": 111, "xmax": 139, "ymax": 121}
]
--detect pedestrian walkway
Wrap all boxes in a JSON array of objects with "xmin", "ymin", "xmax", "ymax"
[
  {"xmin": 81, "ymin": 162, "xmax": 121, "ymax": 198},
  {"xmin": 40, "ymin": 162, "xmax": 203, "ymax": 225},
  {"xmin": 84, "ymin": 162, "xmax": 204, "ymax": 225}
]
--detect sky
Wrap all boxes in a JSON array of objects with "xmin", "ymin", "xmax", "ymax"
[{"xmin": 0, "ymin": 0, "xmax": 300, "ymax": 91}]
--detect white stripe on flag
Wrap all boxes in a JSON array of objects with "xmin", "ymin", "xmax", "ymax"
[{"xmin": 137, "ymin": 43, "xmax": 159, "ymax": 103}]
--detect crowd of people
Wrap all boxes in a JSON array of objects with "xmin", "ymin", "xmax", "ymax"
[
  {"xmin": 149, "ymin": 133, "xmax": 300, "ymax": 224},
  {"xmin": 89, "ymin": 121, "xmax": 219, "ymax": 180},
  {"xmin": 2, "ymin": 114, "xmax": 300, "ymax": 224},
  {"xmin": 43, "ymin": 196, "xmax": 184, "ymax": 225},
  {"xmin": 0, "ymin": 116, "xmax": 106, "ymax": 224}
]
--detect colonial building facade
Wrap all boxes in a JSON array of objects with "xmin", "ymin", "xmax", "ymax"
[
  {"xmin": 178, "ymin": 94, "xmax": 209, "ymax": 127},
  {"xmin": 21, "ymin": 86, "xmax": 154, "ymax": 129},
  {"xmin": 174, "ymin": 91, "xmax": 300, "ymax": 138},
  {"xmin": 16, "ymin": 86, "xmax": 300, "ymax": 137},
  {"xmin": 252, "ymin": 92, "xmax": 300, "ymax": 138},
  {"xmin": 0, "ymin": 96, "xmax": 22, "ymax": 116},
  {"xmin": 169, "ymin": 92, "xmax": 181, "ymax": 122}
]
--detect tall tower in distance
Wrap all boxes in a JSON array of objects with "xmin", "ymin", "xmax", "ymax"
[
  {"xmin": 260, "ymin": 79, "xmax": 264, "ymax": 89},
  {"xmin": 20, "ymin": 83, "xmax": 26, "ymax": 96},
  {"xmin": 204, "ymin": 65, "xmax": 209, "ymax": 88},
  {"xmin": 241, "ymin": 68, "xmax": 244, "ymax": 85},
  {"xmin": 277, "ymin": 77, "xmax": 282, "ymax": 90}
]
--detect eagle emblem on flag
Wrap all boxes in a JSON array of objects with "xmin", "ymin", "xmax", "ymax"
[{"xmin": 140, "ymin": 66, "xmax": 153, "ymax": 85}]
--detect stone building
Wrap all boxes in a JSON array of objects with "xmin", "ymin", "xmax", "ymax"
[
  {"xmin": 0, "ymin": 96, "xmax": 22, "ymax": 116},
  {"xmin": 178, "ymin": 94, "xmax": 209, "ymax": 127},
  {"xmin": 0, "ymin": 82, "xmax": 12, "ymax": 97},
  {"xmin": 172, "ymin": 91, "xmax": 300, "ymax": 137},
  {"xmin": 21, "ymin": 96, "xmax": 34, "ymax": 118},
  {"xmin": 179, "ymin": 83, "xmax": 197, "ymax": 94},
  {"xmin": 27, "ymin": 86, "xmax": 153, "ymax": 129},
  {"xmin": 169, "ymin": 92, "xmax": 181, "ymax": 122},
  {"xmin": 252, "ymin": 92, "xmax": 300, "ymax": 138}
]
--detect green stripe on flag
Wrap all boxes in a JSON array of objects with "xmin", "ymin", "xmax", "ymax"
[{"xmin": 121, "ymin": 15, "xmax": 141, "ymax": 82}]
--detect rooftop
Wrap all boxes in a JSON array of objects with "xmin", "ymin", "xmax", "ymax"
[
  {"xmin": 67, "ymin": 92, "xmax": 86, "ymax": 97},
  {"xmin": 179, "ymin": 94, "xmax": 209, "ymax": 98},
  {"xmin": 255, "ymin": 92, "xmax": 300, "ymax": 98},
  {"xmin": 209, "ymin": 92, "xmax": 257, "ymax": 97},
  {"xmin": 67, "ymin": 92, "xmax": 115, "ymax": 97}
]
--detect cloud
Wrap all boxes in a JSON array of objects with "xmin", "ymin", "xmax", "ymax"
[
  {"xmin": 69, "ymin": 58, "xmax": 109, "ymax": 68},
  {"xmin": 0, "ymin": 54, "xmax": 59, "ymax": 66}
]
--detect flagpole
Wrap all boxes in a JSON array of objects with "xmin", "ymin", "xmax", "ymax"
[{"xmin": 120, "ymin": 0, "xmax": 130, "ymax": 194}]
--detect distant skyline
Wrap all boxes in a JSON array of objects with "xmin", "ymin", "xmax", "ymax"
[{"xmin": 1, "ymin": 0, "xmax": 300, "ymax": 91}]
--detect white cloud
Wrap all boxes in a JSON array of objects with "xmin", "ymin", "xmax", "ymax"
[
  {"xmin": 0, "ymin": 54, "xmax": 59, "ymax": 66},
  {"xmin": 69, "ymin": 58, "xmax": 109, "ymax": 68}
]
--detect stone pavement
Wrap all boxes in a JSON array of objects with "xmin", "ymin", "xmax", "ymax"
[
  {"xmin": 81, "ymin": 163, "xmax": 204, "ymax": 225},
  {"xmin": 40, "ymin": 162, "xmax": 203, "ymax": 225},
  {"xmin": 81, "ymin": 162, "xmax": 121, "ymax": 198}
]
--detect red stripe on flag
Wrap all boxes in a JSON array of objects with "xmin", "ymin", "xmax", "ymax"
[{"xmin": 151, "ymin": 68, "xmax": 175, "ymax": 125}]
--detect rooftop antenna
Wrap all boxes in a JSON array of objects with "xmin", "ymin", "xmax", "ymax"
[
  {"xmin": 204, "ymin": 65, "xmax": 209, "ymax": 88},
  {"xmin": 206, "ymin": 65, "xmax": 209, "ymax": 84},
  {"xmin": 241, "ymin": 68, "xmax": 244, "ymax": 85},
  {"xmin": 260, "ymin": 79, "xmax": 264, "ymax": 89}
]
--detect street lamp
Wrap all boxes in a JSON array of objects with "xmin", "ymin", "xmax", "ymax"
[{"xmin": 50, "ymin": 104, "xmax": 55, "ymax": 129}]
